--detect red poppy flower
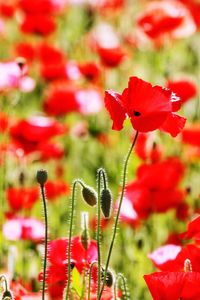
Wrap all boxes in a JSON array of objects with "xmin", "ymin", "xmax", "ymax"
[
  {"xmin": 0, "ymin": 3, "xmax": 15, "ymax": 18},
  {"xmin": 123, "ymin": 157, "xmax": 185, "ymax": 219},
  {"xmin": 10, "ymin": 281, "xmax": 41, "ymax": 300},
  {"xmin": 18, "ymin": 0, "xmax": 56, "ymax": 14},
  {"xmin": 134, "ymin": 133, "xmax": 163, "ymax": 162},
  {"xmin": 0, "ymin": 112, "xmax": 9, "ymax": 132},
  {"xmin": 137, "ymin": 1, "xmax": 196, "ymax": 40},
  {"xmin": 20, "ymin": 14, "xmax": 56, "ymax": 36},
  {"xmin": 14, "ymin": 42, "xmax": 36, "ymax": 62},
  {"xmin": 40, "ymin": 63, "xmax": 67, "ymax": 81},
  {"xmin": 38, "ymin": 141, "xmax": 65, "ymax": 161},
  {"xmin": 42, "ymin": 236, "xmax": 98, "ymax": 299},
  {"xmin": 166, "ymin": 79, "xmax": 197, "ymax": 103},
  {"xmin": 105, "ymin": 76, "xmax": 186, "ymax": 137},
  {"xmin": 182, "ymin": 123, "xmax": 200, "ymax": 147},
  {"xmin": 180, "ymin": 0, "xmax": 200, "ymax": 28},
  {"xmin": 37, "ymin": 43, "xmax": 65, "ymax": 64},
  {"xmin": 78, "ymin": 62, "xmax": 101, "ymax": 82},
  {"xmin": 180, "ymin": 215, "xmax": 200, "ymax": 242},
  {"xmin": 45, "ymin": 180, "xmax": 70, "ymax": 201},
  {"xmin": 7, "ymin": 186, "xmax": 39, "ymax": 212},
  {"xmin": 144, "ymin": 270, "xmax": 200, "ymax": 300},
  {"xmin": 44, "ymin": 84, "xmax": 103, "ymax": 116},
  {"xmin": 10, "ymin": 116, "xmax": 66, "ymax": 153},
  {"xmin": 97, "ymin": 46, "xmax": 126, "ymax": 68}
]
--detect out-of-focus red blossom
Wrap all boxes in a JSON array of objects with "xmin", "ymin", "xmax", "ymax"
[
  {"xmin": 105, "ymin": 76, "xmax": 186, "ymax": 137},
  {"xmin": 37, "ymin": 43, "xmax": 65, "ymax": 64},
  {"xmin": 176, "ymin": 202, "xmax": 189, "ymax": 221},
  {"xmin": 180, "ymin": 0, "xmax": 200, "ymax": 27},
  {"xmin": 90, "ymin": 215, "xmax": 111, "ymax": 231},
  {"xmin": 165, "ymin": 232, "xmax": 183, "ymax": 246},
  {"xmin": 40, "ymin": 236, "xmax": 98, "ymax": 299},
  {"xmin": 38, "ymin": 141, "xmax": 65, "ymax": 161},
  {"xmin": 78, "ymin": 62, "xmax": 101, "ymax": 82},
  {"xmin": 144, "ymin": 270, "xmax": 200, "ymax": 300},
  {"xmin": 44, "ymin": 84, "xmax": 103, "ymax": 116},
  {"xmin": 10, "ymin": 281, "xmax": 41, "ymax": 300},
  {"xmin": 18, "ymin": 0, "xmax": 57, "ymax": 14},
  {"xmin": 14, "ymin": 42, "xmax": 36, "ymax": 62},
  {"xmin": 0, "ymin": 3, "xmax": 15, "ymax": 18},
  {"xmin": 166, "ymin": 79, "xmax": 197, "ymax": 104},
  {"xmin": 10, "ymin": 116, "xmax": 66, "ymax": 153},
  {"xmin": 20, "ymin": 14, "xmax": 56, "ymax": 36},
  {"xmin": 0, "ymin": 61, "xmax": 35, "ymax": 92},
  {"xmin": 122, "ymin": 157, "xmax": 185, "ymax": 219},
  {"xmin": 182, "ymin": 123, "xmax": 200, "ymax": 147},
  {"xmin": 180, "ymin": 215, "xmax": 200, "ymax": 242},
  {"xmin": 0, "ymin": 112, "xmax": 9, "ymax": 132},
  {"xmin": 149, "ymin": 244, "xmax": 200, "ymax": 272},
  {"xmin": 97, "ymin": 46, "xmax": 126, "ymax": 68},
  {"xmin": 137, "ymin": 1, "xmax": 196, "ymax": 41},
  {"xmin": 7, "ymin": 186, "xmax": 39, "ymax": 212},
  {"xmin": 3, "ymin": 217, "xmax": 44, "ymax": 242},
  {"xmin": 134, "ymin": 133, "xmax": 163, "ymax": 162},
  {"xmin": 45, "ymin": 180, "xmax": 70, "ymax": 200}
]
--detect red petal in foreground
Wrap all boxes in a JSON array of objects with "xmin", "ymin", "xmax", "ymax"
[{"xmin": 104, "ymin": 90, "xmax": 126, "ymax": 130}]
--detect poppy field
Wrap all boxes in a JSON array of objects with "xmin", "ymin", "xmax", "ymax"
[{"xmin": 0, "ymin": 0, "xmax": 200, "ymax": 299}]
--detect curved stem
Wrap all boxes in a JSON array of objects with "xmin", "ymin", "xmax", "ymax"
[
  {"xmin": 114, "ymin": 273, "xmax": 129, "ymax": 300},
  {"xmin": 88, "ymin": 261, "xmax": 98, "ymax": 300},
  {"xmin": 98, "ymin": 131, "xmax": 139, "ymax": 299},
  {"xmin": 65, "ymin": 180, "xmax": 79, "ymax": 300},
  {"xmin": 0, "ymin": 275, "xmax": 8, "ymax": 291},
  {"xmin": 40, "ymin": 184, "xmax": 48, "ymax": 300}
]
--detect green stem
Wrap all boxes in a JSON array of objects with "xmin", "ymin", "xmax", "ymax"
[
  {"xmin": 0, "ymin": 275, "xmax": 8, "ymax": 291},
  {"xmin": 40, "ymin": 184, "xmax": 48, "ymax": 300},
  {"xmin": 65, "ymin": 180, "xmax": 79, "ymax": 300},
  {"xmin": 98, "ymin": 131, "xmax": 139, "ymax": 299},
  {"xmin": 114, "ymin": 273, "xmax": 129, "ymax": 300},
  {"xmin": 88, "ymin": 262, "xmax": 97, "ymax": 300},
  {"xmin": 96, "ymin": 168, "xmax": 107, "ymax": 297}
]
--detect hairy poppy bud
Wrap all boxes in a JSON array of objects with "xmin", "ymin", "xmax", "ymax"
[
  {"xmin": 81, "ymin": 212, "xmax": 90, "ymax": 250},
  {"xmin": 2, "ymin": 290, "xmax": 13, "ymax": 300},
  {"xmin": 101, "ymin": 269, "xmax": 114, "ymax": 287},
  {"xmin": 100, "ymin": 188, "xmax": 112, "ymax": 219},
  {"xmin": 82, "ymin": 186, "xmax": 97, "ymax": 206},
  {"xmin": 36, "ymin": 169, "xmax": 48, "ymax": 186}
]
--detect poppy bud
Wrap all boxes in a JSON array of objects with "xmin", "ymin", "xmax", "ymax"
[
  {"xmin": 101, "ymin": 269, "xmax": 114, "ymax": 287},
  {"xmin": 82, "ymin": 186, "xmax": 97, "ymax": 206},
  {"xmin": 2, "ymin": 290, "xmax": 13, "ymax": 300},
  {"xmin": 81, "ymin": 212, "xmax": 90, "ymax": 250},
  {"xmin": 36, "ymin": 169, "xmax": 48, "ymax": 186},
  {"xmin": 184, "ymin": 259, "xmax": 192, "ymax": 272},
  {"xmin": 100, "ymin": 188, "xmax": 112, "ymax": 219}
]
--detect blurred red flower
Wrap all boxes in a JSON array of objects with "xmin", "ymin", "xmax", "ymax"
[
  {"xmin": 166, "ymin": 79, "xmax": 197, "ymax": 104},
  {"xmin": 97, "ymin": 46, "xmax": 126, "ymax": 68},
  {"xmin": 18, "ymin": 0, "xmax": 57, "ymax": 14},
  {"xmin": 105, "ymin": 76, "xmax": 186, "ymax": 137},
  {"xmin": 45, "ymin": 180, "xmax": 70, "ymax": 200},
  {"xmin": 180, "ymin": 215, "xmax": 200, "ymax": 242},
  {"xmin": 20, "ymin": 14, "xmax": 56, "ymax": 36},
  {"xmin": 137, "ymin": 1, "xmax": 196, "ymax": 41},
  {"xmin": 122, "ymin": 157, "xmax": 185, "ymax": 219},
  {"xmin": 7, "ymin": 186, "xmax": 39, "ymax": 212},
  {"xmin": 10, "ymin": 116, "xmax": 66, "ymax": 153},
  {"xmin": 182, "ymin": 123, "xmax": 200, "ymax": 147},
  {"xmin": 144, "ymin": 269, "xmax": 200, "ymax": 300}
]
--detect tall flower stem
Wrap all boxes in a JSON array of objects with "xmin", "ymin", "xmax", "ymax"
[
  {"xmin": 98, "ymin": 131, "xmax": 139, "ymax": 299},
  {"xmin": 97, "ymin": 169, "xmax": 107, "ymax": 298},
  {"xmin": 87, "ymin": 261, "xmax": 98, "ymax": 300},
  {"xmin": 40, "ymin": 184, "xmax": 48, "ymax": 300},
  {"xmin": 65, "ymin": 180, "xmax": 82, "ymax": 300}
]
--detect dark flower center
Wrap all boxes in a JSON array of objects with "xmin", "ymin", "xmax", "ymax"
[{"xmin": 133, "ymin": 111, "xmax": 141, "ymax": 116}]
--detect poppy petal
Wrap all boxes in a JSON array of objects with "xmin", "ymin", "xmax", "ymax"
[
  {"xmin": 104, "ymin": 90, "xmax": 126, "ymax": 130},
  {"xmin": 160, "ymin": 113, "xmax": 186, "ymax": 137}
]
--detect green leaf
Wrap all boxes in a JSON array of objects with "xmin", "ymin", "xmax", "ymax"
[{"xmin": 71, "ymin": 267, "xmax": 82, "ymax": 297}]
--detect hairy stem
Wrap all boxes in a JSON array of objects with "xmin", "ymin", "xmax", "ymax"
[{"xmin": 98, "ymin": 131, "xmax": 138, "ymax": 299}]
